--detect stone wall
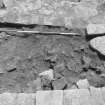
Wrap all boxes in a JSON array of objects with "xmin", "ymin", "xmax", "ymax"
[
  {"xmin": 0, "ymin": 87, "xmax": 105, "ymax": 105},
  {"xmin": 0, "ymin": 0, "xmax": 104, "ymax": 29}
]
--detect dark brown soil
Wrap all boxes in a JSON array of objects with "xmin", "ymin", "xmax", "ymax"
[{"xmin": 0, "ymin": 25, "xmax": 104, "ymax": 93}]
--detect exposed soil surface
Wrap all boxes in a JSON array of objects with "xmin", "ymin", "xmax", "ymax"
[{"xmin": 0, "ymin": 25, "xmax": 105, "ymax": 93}]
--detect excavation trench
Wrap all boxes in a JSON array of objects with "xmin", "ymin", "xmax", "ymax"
[{"xmin": 0, "ymin": 24, "xmax": 104, "ymax": 93}]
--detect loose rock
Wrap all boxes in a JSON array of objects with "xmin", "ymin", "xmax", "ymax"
[{"xmin": 39, "ymin": 69, "xmax": 54, "ymax": 80}]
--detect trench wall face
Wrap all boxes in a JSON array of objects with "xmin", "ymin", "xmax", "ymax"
[{"xmin": 0, "ymin": 0, "xmax": 104, "ymax": 28}]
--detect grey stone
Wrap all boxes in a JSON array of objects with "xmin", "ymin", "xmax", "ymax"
[{"xmin": 52, "ymin": 77, "xmax": 67, "ymax": 90}]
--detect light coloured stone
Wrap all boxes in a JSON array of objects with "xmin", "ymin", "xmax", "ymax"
[
  {"xmin": 64, "ymin": 17, "xmax": 72, "ymax": 28},
  {"xmin": 63, "ymin": 89, "xmax": 91, "ymax": 105},
  {"xmin": 38, "ymin": 7, "xmax": 54, "ymax": 15},
  {"xmin": 0, "ymin": 10, "xmax": 7, "ymax": 17},
  {"xmin": 101, "ymin": 87, "xmax": 105, "ymax": 102},
  {"xmin": 0, "ymin": 93, "xmax": 17, "ymax": 105},
  {"xmin": 0, "ymin": 0, "xmax": 100, "ymax": 29},
  {"xmin": 76, "ymin": 79, "xmax": 90, "ymax": 89},
  {"xmin": 28, "ymin": 0, "xmax": 42, "ymax": 10},
  {"xmin": 0, "ymin": 93, "xmax": 36, "ymax": 105},
  {"xmin": 87, "ymin": 24, "xmax": 105, "ymax": 34},
  {"xmin": 15, "ymin": 93, "xmax": 36, "ymax": 105},
  {"xmin": 36, "ymin": 90, "xmax": 63, "ymax": 105},
  {"xmin": 39, "ymin": 69, "xmax": 54, "ymax": 80},
  {"xmin": 74, "ymin": 5, "xmax": 97, "ymax": 20},
  {"xmin": 90, "ymin": 36, "xmax": 105, "ymax": 55},
  {"xmin": 89, "ymin": 86, "xmax": 105, "ymax": 105}
]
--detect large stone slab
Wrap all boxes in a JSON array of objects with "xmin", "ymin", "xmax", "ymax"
[
  {"xmin": 63, "ymin": 89, "xmax": 91, "ymax": 105},
  {"xmin": 0, "ymin": 93, "xmax": 36, "ymax": 105},
  {"xmin": 0, "ymin": 0, "xmax": 100, "ymax": 28},
  {"xmin": 16, "ymin": 93, "xmax": 36, "ymax": 105},
  {"xmin": 36, "ymin": 90, "xmax": 63, "ymax": 105},
  {"xmin": 89, "ymin": 86, "xmax": 105, "ymax": 105},
  {"xmin": 0, "ymin": 88, "xmax": 105, "ymax": 105},
  {"xmin": 0, "ymin": 93, "xmax": 17, "ymax": 105},
  {"xmin": 101, "ymin": 87, "xmax": 105, "ymax": 102},
  {"xmin": 90, "ymin": 36, "xmax": 105, "ymax": 55},
  {"xmin": 87, "ymin": 24, "xmax": 105, "ymax": 34}
]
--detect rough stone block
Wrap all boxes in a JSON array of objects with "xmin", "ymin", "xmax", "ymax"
[
  {"xmin": 87, "ymin": 24, "xmax": 105, "ymax": 34},
  {"xmin": 0, "ymin": 93, "xmax": 17, "ymax": 105},
  {"xmin": 101, "ymin": 87, "xmax": 105, "ymax": 102},
  {"xmin": 0, "ymin": 93, "xmax": 36, "ymax": 105},
  {"xmin": 90, "ymin": 86, "xmax": 105, "ymax": 105},
  {"xmin": 0, "ymin": 0, "xmax": 101, "ymax": 29},
  {"xmin": 63, "ymin": 89, "xmax": 91, "ymax": 105},
  {"xmin": 15, "ymin": 93, "xmax": 36, "ymax": 105},
  {"xmin": 36, "ymin": 90, "xmax": 63, "ymax": 105}
]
